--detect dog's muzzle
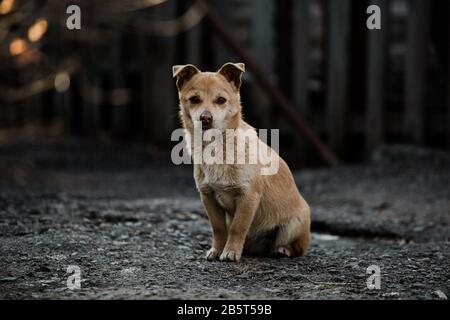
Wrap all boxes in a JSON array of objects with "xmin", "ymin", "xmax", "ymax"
[{"xmin": 200, "ymin": 110, "xmax": 213, "ymax": 130}]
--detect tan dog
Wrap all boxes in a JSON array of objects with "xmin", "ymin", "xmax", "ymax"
[{"xmin": 172, "ymin": 62, "xmax": 311, "ymax": 262}]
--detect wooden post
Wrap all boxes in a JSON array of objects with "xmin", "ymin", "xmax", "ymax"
[
  {"xmin": 249, "ymin": 0, "xmax": 274, "ymax": 130},
  {"xmin": 78, "ymin": 7, "xmax": 101, "ymax": 138},
  {"xmin": 291, "ymin": 0, "xmax": 312, "ymax": 165},
  {"xmin": 54, "ymin": 19, "xmax": 72, "ymax": 133},
  {"xmin": 448, "ymin": 4, "xmax": 450, "ymax": 149},
  {"xmin": 210, "ymin": 0, "xmax": 226, "ymax": 68},
  {"xmin": 174, "ymin": 1, "xmax": 201, "ymax": 68},
  {"xmin": 110, "ymin": 27, "xmax": 128, "ymax": 137},
  {"xmin": 139, "ymin": 32, "xmax": 150, "ymax": 140},
  {"xmin": 81, "ymin": 45, "xmax": 102, "ymax": 137},
  {"xmin": 211, "ymin": 0, "xmax": 251, "ymax": 67},
  {"xmin": 185, "ymin": 23, "xmax": 202, "ymax": 67},
  {"xmin": 365, "ymin": 0, "xmax": 389, "ymax": 154},
  {"xmin": 47, "ymin": 1, "xmax": 60, "ymax": 129},
  {"xmin": 293, "ymin": 0, "xmax": 311, "ymax": 116},
  {"xmin": 141, "ymin": 2, "xmax": 176, "ymax": 145},
  {"xmin": 405, "ymin": 0, "xmax": 430, "ymax": 145},
  {"xmin": 326, "ymin": 0, "xmax": 351, "ymax": 154}
]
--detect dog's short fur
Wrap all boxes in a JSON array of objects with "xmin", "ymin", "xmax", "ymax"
[{"xmin": 172, "ymin": 62, "xmax": 311, "ymax": 262}]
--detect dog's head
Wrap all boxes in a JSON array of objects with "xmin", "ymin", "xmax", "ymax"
[{"xmin": 172, "ymin": 62, "xmax": 245, "ymax": 132}]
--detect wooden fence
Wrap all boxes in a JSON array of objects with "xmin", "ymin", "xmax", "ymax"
[{"xmin": 0, "ymin": 0, "xmax": 449, "ymax": 166}]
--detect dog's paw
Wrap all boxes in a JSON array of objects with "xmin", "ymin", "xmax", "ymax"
[
  {"xmin": 274, "ymin": 246, "xmax": 292, "ymax": 258},
  {"xmin": 206, "ymin": 248, "xmax": 221, "ymax": 261},
  {"xmin": 219, "ymin": 249, "xmax": 241, "ymax": 262}
]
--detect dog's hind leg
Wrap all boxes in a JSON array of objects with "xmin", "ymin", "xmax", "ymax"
[
  {"xmin": 289, "ymin": 226, "xmax": 311, "ymax": 256},
  {"xmin": 274, "ymin": 214, "xmax": 311, "ymax": 257}
]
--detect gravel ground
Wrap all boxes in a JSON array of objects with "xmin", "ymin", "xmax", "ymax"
[{"xmin": 0, "ymin": 139, "xmax": 448, "ymax": 299}]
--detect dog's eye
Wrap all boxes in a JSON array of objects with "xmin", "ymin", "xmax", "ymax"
[
  {"xmin": 189, "ymin": 96, "xmax": 201, "ymax": 104},
  {"xmin": 216, "ymin": 97, "xmax": 227, "ymax": 105}
]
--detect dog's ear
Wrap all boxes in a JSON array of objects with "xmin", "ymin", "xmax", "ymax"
[
  {"xmin": 217, "ymin": 62, "xmax": 245, "ymax": 91},
  {"xmin": 172, "ymin": 64, "xmax": 200, "ymax": 90}
]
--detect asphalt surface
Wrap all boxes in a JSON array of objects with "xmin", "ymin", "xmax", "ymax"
[{"xmin": 0, "ymin": 139, "xmax": 448, "ymax": 299}]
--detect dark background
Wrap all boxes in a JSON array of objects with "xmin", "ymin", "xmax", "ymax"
[
  {"xmin": 0, "ymin": 0, "xmax": 449, "ymax": 301},
  {"xmin": 0, "ymin": 0, "xmax": 448, "ymax": 167}
]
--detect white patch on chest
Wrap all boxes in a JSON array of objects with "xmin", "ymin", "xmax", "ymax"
[{"xmin": 195, "ymin": 163, "xmax": 255, "ymax": 213}]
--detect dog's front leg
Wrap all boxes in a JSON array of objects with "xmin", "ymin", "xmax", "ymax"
[
  {"xmin": 200, "ymin": 192, "xmax": 227, "ymax": 261},
  {"xmin": 220, "ymin": 192, "xmax": 260, "ymax": 262}
]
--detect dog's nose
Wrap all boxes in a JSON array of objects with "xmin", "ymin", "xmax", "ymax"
[{"xmin": 200, "ymin": 111, "xmax": 213, "ymax": 129}]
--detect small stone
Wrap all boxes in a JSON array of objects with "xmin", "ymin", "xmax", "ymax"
[
  {"xmin": 382, "ymin": 292, "xmax": 400, "ymax": 297},
  {"xmin": 434, "ymin": 290, "xmax": 447, "ymax": 300},
  {"xmin": 328, "ymin": 268, "xmax": 339, "ymax": 274},
  {"xmin": 313, "ymin": 234, "xmax": 339, "ymax": 241},
  {"xmin": 411, "ymin": 283, "xmax": 426, "ymax": 289}
]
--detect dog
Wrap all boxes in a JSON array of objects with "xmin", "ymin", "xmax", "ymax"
[{"xmin": 172, "ymin": 62, "xmax": 311, "ymax": 262}]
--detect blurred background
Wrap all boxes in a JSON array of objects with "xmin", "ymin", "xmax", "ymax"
[
  {"xmin": 0, "ymin": 0, "xmax": 448, "ymax": 167},
  {"xmin": 1, "ymin": 1, "xmax": 450, "ymax": 300}
]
